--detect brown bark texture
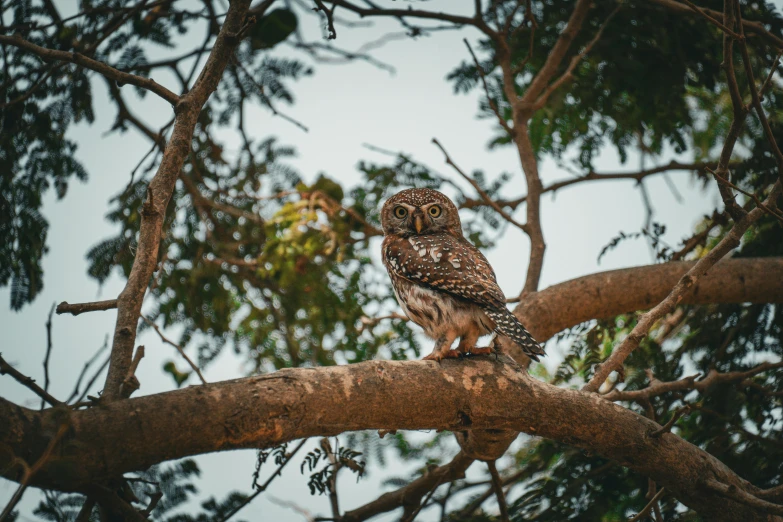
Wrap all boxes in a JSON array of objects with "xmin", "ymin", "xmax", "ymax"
[
  {"xmin": 0, "ymin": 356, "xmax": 778, "ymax": 522},
  {"xmin": 1, "ymin": 257, "xmax": 782, "ymax": 521}
]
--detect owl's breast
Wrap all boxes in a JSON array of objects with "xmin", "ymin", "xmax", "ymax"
[{"xmin": 389, "ymin": 274, "xmax": 487, "ymax": 339}]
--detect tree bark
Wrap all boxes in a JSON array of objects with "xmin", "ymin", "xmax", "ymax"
[
  {"xmin": 1, "ymin": 257, "xmax": 781, "ymax": 521},
  {"xmin": 1, "ymin": 356, "xmax": 779, "ymax": 522},
  {"xmin": 514, "ymin": 257, "xmax": 783, "ymax": 342}
]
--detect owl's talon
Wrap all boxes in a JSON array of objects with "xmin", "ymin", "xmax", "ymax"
[{"xmin": 468, "ymin": 347, "xmax": 494, "ymax": 357}]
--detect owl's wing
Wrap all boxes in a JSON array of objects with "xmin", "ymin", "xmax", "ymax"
[{"xmin": 382, "ymin": 233, "xmax": 506, "ymax": 307}]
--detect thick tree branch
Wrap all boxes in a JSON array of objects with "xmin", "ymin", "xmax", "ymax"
[
  {"xmin": 0, "ymin": 34, "xmax": 180, "ymax": 105},
  {"xmin": 2, "ymin": 357, "xmax": 781, "ymax": 521},
  {"xmin": 513, "ymin": 257, "xmax": 783, "ymax": 343},
  {"xmin": 101, "ymin": 0, "xmax": 252, "ymax": 400}
]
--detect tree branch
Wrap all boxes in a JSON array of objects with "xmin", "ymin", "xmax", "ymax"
[
  {"xmin": 0, "ymin": 34, "xmax": 180, "ymax": 105},
  {"xmin": 603, "ymin": 361, "xmax": 783, "ymax": 403},
  {"xmin": 342, "ymin": 452, "xmax": 474, "ymax": 522},
  {"xmin": 2, "ymin": 357, "xmax": 779, "ymax": 521},
  {"xmin": 582, "ymin": 186, "xmax": 780, "ymax": 392},
  {"xmin": 0, "ymin": 354, "xmax": 61, "ymax": 407},
  {"xmin": 515, "ymin": 256, "xmax": 783, "ymax": 343},
  {"xmin": 461, "ymin": 161, "xmax": 731, "ymax": 211},
  {"xmin": 56, "ymin": 299, "xmax": 118, "ymax": 316},
  {"xmin": 648, "ymin": 0, "xmax": 783, "ymax": 49},
  {"xmin": 706, "ymin": 479, "xmax": 783, "ymax": 516},
  {"xmin": 101, "ymin": 0, "xmax": 252, "ymax": 400}
]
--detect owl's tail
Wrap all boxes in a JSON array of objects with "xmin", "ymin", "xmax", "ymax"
[{"xmin": 484, "ymin": 306, "xmax": 546, "ymax": 361}]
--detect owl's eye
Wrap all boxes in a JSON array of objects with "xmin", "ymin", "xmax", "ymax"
[
  {"xmin": 394, "ymin": 206, "xmax": 408, "ymax": 219},
  {"xmin": 428, "ymin": 205, "xmax": 442, "ymax": 217}
]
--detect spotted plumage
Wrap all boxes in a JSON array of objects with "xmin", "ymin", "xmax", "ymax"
[{"xmin": 380, "ymin": 188, "xmax": 545, "ymax": 361}]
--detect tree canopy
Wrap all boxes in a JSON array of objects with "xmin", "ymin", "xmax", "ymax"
[{"xmin": 1, "ymin": 0, "xmax": 783, "ymax": 521}]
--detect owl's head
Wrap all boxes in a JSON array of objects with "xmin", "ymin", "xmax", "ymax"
[{"xmin": 381, "ymin": 188, "xmax": 462, "ymax": 237}]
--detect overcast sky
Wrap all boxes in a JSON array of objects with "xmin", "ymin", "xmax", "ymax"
[{"xmin": 3, "ymin": 0, "xmax": 783, "ymax": 520}]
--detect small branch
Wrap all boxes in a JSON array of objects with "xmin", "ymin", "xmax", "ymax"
[
  {"xmin": 342, "ymin": 452, "xmax": 474, "ymax": 522},
  {"xmin": 532, "ymin": 2, "xmax": 622, "ymax": 111},
  {"xmin": 649, "ymin": 405, "xmax": 691, "ymax": 438},
  {"xmin": 603, "ymin": 361, "xmax": 783, "ymax": 402},
  {"xmin": 0, "ymin": 422, "xmax": 68, "ymax": 522},
  {"xmin": 216, "ymin": 439, "xmax": 307, "ymax": 522},
  {"xmin": 56, "ymin": 299, "xmax": 118, "ymax": 316},
  {"xmin": 321, "ymin": 438, "xmax": 341, "ymax": 519},
  {"xmin": 313, "ymin": 0, "xmax": 337, "ymax": 39},
  {"xmin": 486, "ymin": 461, "xmax": 510, "ymax": 522},
  {"xmin": 119, "ymin": 345, "xmax": 145, "ymax": 399},
  {"xmin": 0, "ymin": 34, "xmax": 180, "ymax": 105},
  {"xmin": 142, "ymin": 316, "xmax": 208, "ymax": 385},
  {"xmin": 706, "ymin": 479, "xmax": 783, "ymax": 516},
  {"xmin": 42, "ymin": 303, "xmax": 55, "ymax": 410},
  {"xmin": 0, "ymin": 354, "xmax": 62, "ymax": 407},
  {"xmin": 462, "ymin": 161, "xmax": 724, "ymax": 211},
  {"xmin": 707, "ymin": 168, "xmax": 783, "ymax": 223},
  {"xmin": 583, "ymin": 182, "xmax": 780, "ymax": 392},
  {"xmin": 464, "ymin": 38, "xmax": 514, "ymax": 136},
  {"xmin": 358, "ymin": 312, "xmax": 409, "ymax": 332},
  {"xmin": 432, "ymin": 138, "xmax": 528, "ymax": 233},
  {"xmin": 758, "ymin": 49, "xmax": 783, "ymax": 99},
  {"xmin": 627, "ymin": 488, "xmax": 667, "ymax": 522},
  {"xmin": 679, "ymin": 0, "xmax": 741, "ymax": 38}
]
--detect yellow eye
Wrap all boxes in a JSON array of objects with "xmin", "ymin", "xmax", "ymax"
[
  {"xmin": 428, "ymin": 205, "xmax": 442, "ymax": 217},
  {"xmin": 394, "ymin": 206, "xmax": 408, "ymax": 219}
]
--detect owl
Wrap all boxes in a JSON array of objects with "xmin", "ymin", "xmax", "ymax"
[{"xmin": 380, "ymin": 188, "xmax": 545, "ymax": 362}]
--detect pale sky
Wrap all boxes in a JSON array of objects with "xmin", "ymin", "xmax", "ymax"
[{"xmin": 2, "ymin": 0, "xmax": 782, "ymax": 520}]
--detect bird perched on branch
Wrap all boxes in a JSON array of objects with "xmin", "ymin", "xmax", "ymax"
[{"xmin": 380, "ymin": 188, "xmax": 545, "ymax": 362}]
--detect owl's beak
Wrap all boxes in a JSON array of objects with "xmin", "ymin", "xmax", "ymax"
[{"xmin": 414, "ymin": 214, "xmax": 424, "ymax": 234}]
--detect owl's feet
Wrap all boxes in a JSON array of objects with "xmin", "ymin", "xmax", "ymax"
[
  {"xmin": 423, "ymin": 349, "xmax": 463, "ymax": 362},
  {"xmin": 466, "ymin": 346, "xmax": 494, "ymax": 356}
]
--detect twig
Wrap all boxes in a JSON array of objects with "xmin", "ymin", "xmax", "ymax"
[
  {"xmin": 758, "ymin": 49, "xmax": 783, "ymax": 99},
  {"xmin": 432, "ymin": 138, "xmax": 528, "ymax": 233},
  {"xmin": 75, "ymin": 498, "xmax": 96, "ymax": 522},
  {"xmin": 486, "ymin": 461, "xmax": 510, "ymax": 522},
  {"xmin": 464, "ymin": 38, "xmax": 514, "ymax": 136},
  {"xmin": 358, "ymin": 312, "xmax": 409, "ymax": 332},
  {"xmin": 0, "ymin": 423, "xmax": 69, "ymax": 522},
  {"xmin": 736, "ymin": 11, "xmax": 783, "ymax": 188},
  {"xmin": 603, "ymin": 361, "xmax": 783, "ymax": 403},
  {"xmin": 321, "ymin": 438, "xmax": 341, "ymax": 519},
  {"xmin": 706, "ymin": 479, "xmax": 783, "ymax": 516},
  {"xmin": 707, "ymin": 168, "xmax": 783, "ymax": 223},
  {"xmin": 216, "ymin": 439, "xmax": 307, "ymax": 522},
  {"xmin": 401, "ymin": 472, "xmax": 446, "ymax": 522},
  {"xmin": 649, "ymin": 405, "xmax": 691, "ymax": 437},
  {"xmin": 268, "ymin": 496, "xmax": 315, "ymax": 522},
  {"xmin": 0, "ymin": 353, "xmax": 62, "ymax": 407},
  {"xmin": 75, "ymin": 355, "xmax": 111, "ymax": 404},
  {"xmin": 627, "ymin": 488, "xmax": 667, "ymax": 522},
  {"xmin": 119, "ymin": 345, "xmax": 145, "ymax": 399},
  {"xmin": 42, "ymin": 303, "xmax": 55, "ymax": 410},
  {"xmin": 142, "ymin": 316, "xmax": 207, "ymax": 385},
  {"xmin": 0, "ymin": 34, "xmax": 179, "ymax": 105},
  {"xmin": 679, "ymin": 0, "xmax": 741, "ymax": 38},
  {"xmin": 313, "ymin": 0, "xmax": 337, "ymax": 39},
  {"xmin": 56, "ymin": 299, "xmax": 118, "ymax": 316}
]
